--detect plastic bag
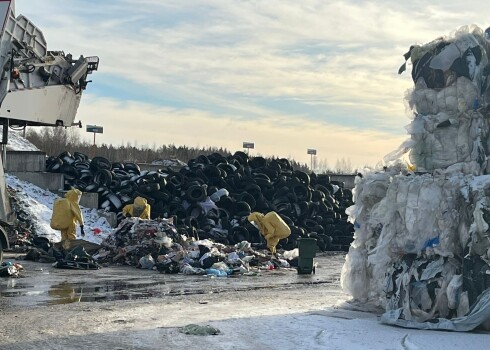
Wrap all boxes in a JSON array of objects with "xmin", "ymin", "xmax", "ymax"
[
  {"xmin": 283, "ymin": 248, "xmax": 299, "ymax": 260},
  {"xmin": 139, "ymin": 254, "xmax": 155, "ymax": 270}
]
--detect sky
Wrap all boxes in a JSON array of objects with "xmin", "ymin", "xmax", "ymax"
[{"xmin": 12, "ymin": 0, "xmax": 490, "ymax": 169}]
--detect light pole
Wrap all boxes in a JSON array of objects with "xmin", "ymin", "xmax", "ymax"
[
  {"xmin": 243, "ymin": 141, "xmax": 254, "ymax": 155},
  {"xmin": 86, "ymin": 125, "xmax": 103, "ymax": 156},
  {"xmin": 307, "ymin": 148, "xmax": 317, "ymax": 171}
]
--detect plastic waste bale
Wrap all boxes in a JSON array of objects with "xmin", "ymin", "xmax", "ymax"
[
  {"xmin": 342, "ymin": 170, "xmax": 466, "ymax": 305},
  {"xmin": 342, "ymin": 25, "xmax": 490, "ymax": 331},
  {"xmin": 395, "ymin": 25, "xmax": 490, "ymax": 174},
  {"xmin": 402, "ymin": 25, "xmax": 489, "ymax": 99},
  {"xmin": 407, "ymin": 110, "xmax": 488, "ymax": 173}
]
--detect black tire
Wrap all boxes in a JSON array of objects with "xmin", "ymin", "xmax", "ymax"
[
  {"xmin": 249, "ymin": 156, "xmax": 267, "ymax": 169},
  {"xmin": 234, "ymin": 201, "xmax": 251, "ymax": 217},
  {"xmin": 74, "ymin": 151, "xmax": 89, "ymax": 162},
  {"xmin": 291, "ymin": 183, "xmax": 311, "ymax": 202},
  {"xmin": 107, "ymin": 193, "xmax": 123, "ymax": 210},
  {"xmin": 317, "ymin": 174, "xmax": 331, "ymax": 185},
  {"xmin": 138, "ymin": 182, "xmax": 160, "ymax": 194},
  {"xmin": 196, "ymin": 155, "xmax": 211, "ymax": 165},
  {"xmin": 58, "ymin": 151, "xmax": 75, "ymax": 165},
  {"xmin": 257, "ymin": 167, "xmax": 278, "ymax": 181},
  {"xmin": 84, "ymin": 183, "xmax": 98, "ymax": 192},
  {"xmin": 186, "ymin": 185, "xmax": 206, "ymax": 203},
  {"xmin": 238, "ymin": 192, "xmax": 256, "ymax": 210},
  {"xmin": 79, "ymin": 169, "xmax": 94, "ymax": 184},
  {"xmin": 47, "ymin": 158, "xmax": 63, "ymax": 172},
  {"xmin": 203, "ymin": 165, "xmax": 221, "ymax": 179},
  {"xmin": 74, "ymin": 160, "xmax": 91, "ymax": 170},
  {"xmin": 94, "ymin": 169, "xmax": 113, "ymax": 187},
  {"xmin": 112, "ymin": 162, "xmax": 125, "ymax": 170},
  {"xmin": 60, "ymin": 163, "xmax": 79, "ymax": 180},
  {"xmin": 293, "ymin": 170, "xmax": 310, "ymax": 186},
  {"xmin": 0, "ymin": 237, "xmax": 3, "ymax": 264},
  {"xmin": 149, "ymin": 189, "xmax": 171, "ymax": 203},
  {"xmin": 230, "ymin": 226, "xmax": 250, "ymax": 244},
  {"xmin": 217, "ymin": 163, "xmax": 236, "ymax": 175},
  {"xmin": 90, "ymin": 156, "xmax": 112, "ymax": 172},
  {"xmin": 124, "ymin": 162, "xmax": 141, "ymax": 174}
]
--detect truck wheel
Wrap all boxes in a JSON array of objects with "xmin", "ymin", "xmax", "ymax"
[{"xmin": 0, "ymin": 237, "xmax": 3, "ymax": 264}]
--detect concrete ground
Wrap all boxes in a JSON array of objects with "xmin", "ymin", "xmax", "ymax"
[{"xmin": 0, "ymin": 252, "xmax": 352, "ymax": 350}]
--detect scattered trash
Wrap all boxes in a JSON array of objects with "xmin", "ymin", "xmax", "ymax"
[{"xmin": 0, "ymin": 261, "xmax": 23, "ymax": 277}]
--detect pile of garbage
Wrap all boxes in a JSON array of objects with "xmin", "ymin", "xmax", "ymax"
[
  {"xmin": 0, "ymin": 261, "xmax": 23, "ymax": 277},
  {"xmin": 94, "ymin": 217, "xmax": 296, "ymax": 275},
  {"xmin": 341, "ymin": 25, "xmax": 490, "ymax": 331},
  {"xmin": 46, "ymin": 151, "xmax": 355, "ymax": 252}
]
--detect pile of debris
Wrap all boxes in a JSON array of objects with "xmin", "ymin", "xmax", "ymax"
[
  {"xmin": 341, "ymin": 25, "xmax": 490, "ymax": 331},
  {"xmin": 95, "ymin": 217, "xmax": 295, "ymax": 275}
]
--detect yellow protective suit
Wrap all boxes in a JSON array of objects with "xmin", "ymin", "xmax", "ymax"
[
  {"xmin": 50, "ymin": 189, "xmax": 84, "ymax": 249},
  {"xmin": 248, "ymin": 211, "xmax": 291, "ymax": 254},
  {"xmin": 122, "ymin": 196, "xmax": 151, "ymax": 219}
]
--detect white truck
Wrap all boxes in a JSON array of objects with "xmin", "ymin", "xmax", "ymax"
[{"xmin": 0, "ymin": 0, "xmax": 98, "ymax": 261}]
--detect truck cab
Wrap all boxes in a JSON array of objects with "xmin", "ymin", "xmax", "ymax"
[{"xmin": 0, "ymin": 1, "xmax": 98, "ymax": 262}]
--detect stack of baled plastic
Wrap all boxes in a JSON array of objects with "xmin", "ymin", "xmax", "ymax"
[{"xmin": 341, "ymin": 25, "xmax": 490, "ymax": 331}]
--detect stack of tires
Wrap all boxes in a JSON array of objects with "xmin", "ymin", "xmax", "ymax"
[{"xmin": 46, "ymin": 151, "xmax": 355, "ymax": 251}]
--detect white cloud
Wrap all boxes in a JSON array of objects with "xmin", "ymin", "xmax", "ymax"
[
  {"xmin": 14, "ymin": 0, "xmax": 490, "ymax": 168},
  {"xmin": 77, "ymin": 95, "xmax": 406, "ymax": 169}
]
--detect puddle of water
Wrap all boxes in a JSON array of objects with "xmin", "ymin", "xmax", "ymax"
[{"xmin": 0, "ymin": 255, "xmax": 342, "ymax": 306}]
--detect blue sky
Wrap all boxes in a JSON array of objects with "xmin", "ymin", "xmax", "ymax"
[{"xmin": 14, "ymin": 0, "xmax": 490, "ymax": 169}]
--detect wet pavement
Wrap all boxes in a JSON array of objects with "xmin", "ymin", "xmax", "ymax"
[{"xmin": 0, "ymin": 252, "xmax": 345, "ymax": 308}]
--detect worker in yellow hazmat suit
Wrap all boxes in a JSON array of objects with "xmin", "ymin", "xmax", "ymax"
[
  {"xmin": 122, "ymin": 196, "xmax": 151, "ymax": 219},
  {"xmin": 247, "ymin": 211, "xmax": 291, "ymax": 254},
  {"xmin": 50, "ymin": 189, "xmax": 84, "ymax": 250}
]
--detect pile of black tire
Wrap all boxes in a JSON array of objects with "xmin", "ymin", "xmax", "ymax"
[{"xmin": 46, "ymin": 151, "xmax": 355, "ymax": 251}]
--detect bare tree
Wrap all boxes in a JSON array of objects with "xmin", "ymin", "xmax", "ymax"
[{"xmin": 334, "ymin": 157, "xmax": 353, "ymax": 174}]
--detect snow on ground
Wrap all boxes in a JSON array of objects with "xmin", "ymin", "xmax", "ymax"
[
  {"xmin": 195, "ymin": 310, "xmax": 488, "ymax": 350},
  {"xmin": 6, "ymin": 130, "xmax": 40, "ymax": 151},
  {"xmin": 211, "ymin": 309, "xmax": 489, "ymax": 350},
  {"xmin": 6, "ymin": 174, "xmax": 113, "ymax": 244}
]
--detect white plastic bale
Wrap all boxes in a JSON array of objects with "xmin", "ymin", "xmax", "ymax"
[
  {"xmin": 408, "ymin": 111, "xmax": 488, "ymax": 173},
  {"xmin": 340, "ymin": 170, "xmax": 393, "ymax": 302},
  {"xmin": 340, "ymin": 245, "xmax": 369, "ymax": 302},
  {"xmin": 410, "ymin": 77, "xmax": 479, "ymax": 116},
  {"xmin": 407, "ymin": 25, "xmax": 490, "ymax": 113},
  {"xmin": 342, "ymin": 173, "xmax": 467, "ymax": 305},
  {"xmin": 343, "ymin": 25, "xmax": 490, "ymax": 323},
  {"xmin": 346, "ymin": 170, "xmax": 392, "ymax": 229}
]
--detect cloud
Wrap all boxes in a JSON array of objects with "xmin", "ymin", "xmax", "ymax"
[
  {"xmin": 14, "ymin": 0, "xmax": 490, "ymax": 168},
  {"xmin": 77, "ymin": 95, "xmax": 407, "ymax": 169}
]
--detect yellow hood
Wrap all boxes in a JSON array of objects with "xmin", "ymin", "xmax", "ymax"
[
  {"xmin": 134, "ymin": 196, "xmax": 147, "ymax": 208},
  {"xmin": 248, "ymin": 212, "xmax": 264, "ymax": 223},
  {"xmin": 65, "ymin": 189, "xmax": 82, "ymax": 204}
]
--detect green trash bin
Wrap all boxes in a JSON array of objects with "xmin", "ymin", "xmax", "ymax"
[{"xmin": 297, "ymin": 238, "xmax": 317, "ymax": 274}]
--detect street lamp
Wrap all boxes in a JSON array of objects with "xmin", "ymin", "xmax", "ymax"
[
  {"xmin": 243, "ymin": 141, "xmax": 254, "ymax": 155},
  {"xmin": 307, "ymin": 148, "xmax": 317, "ymax": 171},
  {"xmin": 86, "ymin": 125, "xmax": 103, "ymax": 157},
  {"xmin": 86, "ymin": 125, "xmax": 103, "ymax": 146}
]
